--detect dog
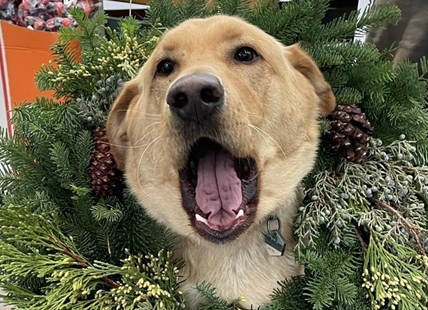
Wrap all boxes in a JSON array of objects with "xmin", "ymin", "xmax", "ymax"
[{"xmin": 107, "ymin": 15, "xmax": 335, "ymax": 309}]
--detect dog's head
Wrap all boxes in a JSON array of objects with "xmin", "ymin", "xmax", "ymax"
[{"xmin": 107, "ymin": 15, "xmax": 335, "ymax": 244}]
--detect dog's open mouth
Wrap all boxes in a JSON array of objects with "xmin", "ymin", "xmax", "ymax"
[{"xmin": 179, "ymin": 138, "xmax": 258, "ymax": 242}]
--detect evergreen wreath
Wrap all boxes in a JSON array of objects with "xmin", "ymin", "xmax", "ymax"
[{"xmin": 0, "ymin": 0, "xmax": 427, "ymax": 309}]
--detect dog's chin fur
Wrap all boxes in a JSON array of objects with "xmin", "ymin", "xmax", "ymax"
[{"xmin": 107, "ymin": 15, "xmax": 335, "ymax": 309}]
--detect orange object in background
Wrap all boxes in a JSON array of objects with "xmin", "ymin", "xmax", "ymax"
[{"xmin": 0, "ymin": 21, "xmax": 58, "ymax": 133}]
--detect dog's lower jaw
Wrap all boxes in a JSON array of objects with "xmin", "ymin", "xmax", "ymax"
[{"xmin": 176, "ymin": 192, "xmax": 304, "ymax": 310}]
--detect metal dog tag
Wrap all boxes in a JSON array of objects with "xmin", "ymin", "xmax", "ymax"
[{"xmin": 264, "ymin": 216, "xmax": 286, "ymax": 257}]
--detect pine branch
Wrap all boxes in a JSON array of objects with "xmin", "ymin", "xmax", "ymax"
[
  {"xmin": 297, "ymin": 138, "xmax": 428, "ymax": 309},
  {"xmin": 210, "ymin": 0, "xmax": 252, "ymax": 16},
  {"xmin": 196, "ymin": 282, "xmax": 244, "ymax": 310},
  {"xmin": 55, "ymin": 242, "xmax": 120, "ymax": 287},
  {"xmin": 318, "ymin": 3, "xmax": 401, "ymax": 41},
  {"xmin": 264, "ymin": 276, "xmax": 310, "ymax": 310},
  {"xmin": 333, "ymin": 87, "xmax": 364, "ymax": 104},
  {"xmin": 146, "ymin": 0, "xmax": 178, "ymax": 28},
  {"xmin": 0, "ymin": 206, "xmax": 183, "ymax": 309},
  {"xmin": 362, "ymin": 234, "xmax": 428, "ymax": 309},
  {"xmin": 357, "ymin": 2, "xmax": 401, "ymax": 32},
  {"xmin": 373, "ymin": 198, "xmax": 427, "ymax": 255},
  {"xmin": 176, "ymin": 0, "xmax": 209, "ymax": 21},
  {"xmin": 66, "ymin": 8, "xmax": 107, "ymax": 56}
]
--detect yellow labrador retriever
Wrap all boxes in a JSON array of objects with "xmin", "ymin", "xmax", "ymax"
[{"xmin": 107, "ymin": 15, "xmax": 335, "ymax": 309}]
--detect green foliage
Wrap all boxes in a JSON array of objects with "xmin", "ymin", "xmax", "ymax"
[
  {"xmin": 0, "ymin": 97, "xmax": 176, "ymax": 308},
  {"xmin": 0, "ymin": 205, "xmax": 183, "ymax": 309},
  {"xmin": 316, "ymin": 3, "xmax": 401, "ymax": 41},
  {"xmin": 363, "ymin": 236, "xmax": 428, "ymax": 310},
  {"xmin": 297, "ymin": 138, "xmax": 428, "ymax": 309},
  {"xmin": 0, "ymin": 0, "xmax": 428, "ymax": 310},
  {"xmin": 35, "ymin": 10, "xmax": 163, "ymax": 129},
  {"xmin": 36, "ymin": 10, "xmax": 160, "ymax": 102},
  {"xmin": 195, "ymin": 283, "xmax": 246, "ymax": 310},
  {"xmin": 300, "ymin": 232, "xmax": 361, "ymax": 309},
  {"xmin": 261, "ymin": 231, "xmax": 369, "ymax": 310},
  {"xmin": 264, "ymin": 276, "xmax": 311, "ymax": 310},
  {"xmin": 365, "ymin": 60, "xmax": 428, "ymax": 158}
]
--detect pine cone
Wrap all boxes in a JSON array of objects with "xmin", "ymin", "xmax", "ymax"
[
  {"xmin": 329, "ymin": 104, "xmax": 373, "ymax": 163},
  {"xmin": 90, "ymin": 127, "xmax": 122, "ymax": 198}
]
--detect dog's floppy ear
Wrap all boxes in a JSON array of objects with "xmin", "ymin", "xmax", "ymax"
[
  {"xmin": 286, "ymin": 44, "xmax": 336, "ymax": 116},
  {"xmin": 106, "ymin": 79, "xmax": 141, "ymax": 170}
]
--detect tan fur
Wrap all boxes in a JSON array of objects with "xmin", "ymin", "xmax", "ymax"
[{"xmin": 107, "ymin": 15, "xmax": 335, "ymax": 309}]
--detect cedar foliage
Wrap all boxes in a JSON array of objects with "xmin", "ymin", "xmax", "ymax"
[{"xmin": 1, "ymin": 0, "xmax": 428, "ymax": 309}]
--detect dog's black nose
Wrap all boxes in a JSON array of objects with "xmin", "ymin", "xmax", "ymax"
[{"xmin": 167, "ymin": 74, "xmax": 224, "ymax": 123}]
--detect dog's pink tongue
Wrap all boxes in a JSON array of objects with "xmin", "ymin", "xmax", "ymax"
[{"xmin": 195, "ymin": 149, "xmax": 242, "ymax": 230}]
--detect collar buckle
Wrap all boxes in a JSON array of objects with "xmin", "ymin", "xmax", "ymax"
[{"xmin": 264, "ymin": 215, "xmax": 286, "ymax": 257}]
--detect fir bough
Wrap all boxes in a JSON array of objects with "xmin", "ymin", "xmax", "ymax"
[
  {"xmin": 0, "ymin": 0, "xmax": 427, "ymax": 309},
  {"xmin": 0, "ymin": 99, "xmax": 178, "ymax": 308},
  {"xmin": 297, "ymin": 138, "xmax": 428, "ymax": 309},
  {"xmin": 35, "ymin": 8, "xmax": 162, "ymax": 105},
  {"xmin": 0, "ymin": 206, "xmax": 183, "ymax": 309}
]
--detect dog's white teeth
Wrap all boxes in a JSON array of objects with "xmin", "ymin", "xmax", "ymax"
[
  {"xmin": 195, "ymin": 214, "xmax": 208, "ymax": 225},
  {"xmin": 235, "ymin": 209, "xmax": 244, "ymax": 219}
]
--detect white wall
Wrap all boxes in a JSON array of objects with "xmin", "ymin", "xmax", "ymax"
[{"xmin": 354, "ymin": 0, "xmax": 373, "ymax": 43}]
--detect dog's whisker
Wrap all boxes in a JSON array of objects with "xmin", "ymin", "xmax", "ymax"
[
  {"xmin": 141, "ymin": 112, "xmax": 161, "ymax": 117},
  {"xmin": 153, "ymin": 137, "xmax": 170, "ymax": 169},
  {"xmin": 106, "ymin": 122, "xmax": 162, "ymax": 150},
  {"xmin": 137, "ymin": 136, "xmax": 163, "ymax": 193},
  {"xmin": 132, "ymin": 122, "xmax": 162, "ymax": 147},
  {"xmin": 114, "ymin": 108, "xmax": 161, "ymax": 118},
  {"xmin": 107, "ymin": 142, "xmax": 142, "ymax": 149},
  {"xmin": 152, "ymin": 150, "xmax": 163, "ymax": 170},
  {"xmin": 242, "ymin": 169, "xmax": 262, "ymax": 183},
  {"xmin": 128, "ymin": 116, "xmax": 161, "ymax": 121},
  {"xmin": 248, "ymin": 124, "xmax": 286, "ymax": 158},
  {"xmin": 248, "ymin": 124, "xmax": 270, "ymax": 150},
  {"xmin": 137, "ymin": 113, "xmax": 162, "ymax": 118},
  {"xmin": 129, "ymin": 114, "xmax": 162, "ymax": 121}
]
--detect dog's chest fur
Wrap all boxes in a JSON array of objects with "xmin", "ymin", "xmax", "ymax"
[{"xmin": 176, "ymin": 208, "xmax": 303, "ymax": 309}]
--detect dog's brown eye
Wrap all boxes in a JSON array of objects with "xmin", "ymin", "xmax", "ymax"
[
  {"xmin": 157, "ymin": 60, "xmax": 174, "ymax": 75},
  {"xmin": 234, "ymin": 47, "xmax": 259, "ymax": 63}
]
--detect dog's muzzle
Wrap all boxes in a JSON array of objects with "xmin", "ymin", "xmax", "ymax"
[
  {"xmin": 179, "ymin": 138, "xmax": 259, "ymax": 243},
  {"xmin": 167, "ymin": 74, "xmax": 259, "ymax": 243},
  {"xmin": 166, "ymin": 73, "xmax": 224, "ymax": 124}
]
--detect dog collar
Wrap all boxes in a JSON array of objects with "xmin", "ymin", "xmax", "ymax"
[{"xmin": 264, "ymin": 215, "xmax": 286, "ymax": 257}]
